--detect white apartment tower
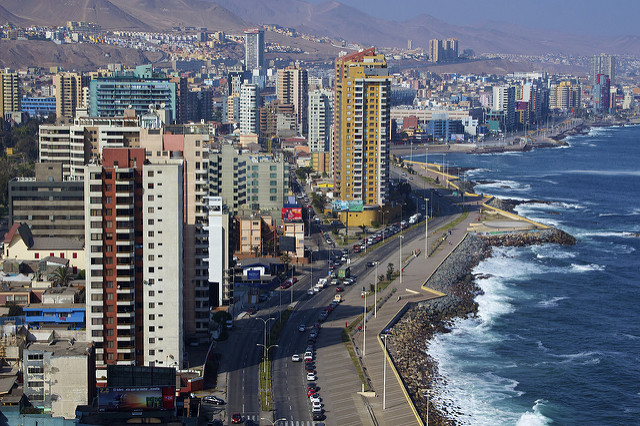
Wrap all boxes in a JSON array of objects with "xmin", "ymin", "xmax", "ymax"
[
  {"xmin": 240, "ymin": 83, "xmax": 259, "ymax": 135},
  {"xmin": 308, "ymin": 89, "xmax": 334, "ymax": 153}
]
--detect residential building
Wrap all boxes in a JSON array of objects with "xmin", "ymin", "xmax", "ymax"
[
  {"xmin": 591, "ymin": 53, "xmax": 615, "ymax": 85},
  {"xmin": 244, "ymin": 28, "xmax": 265, "ymax": 71},
  {"xmin": 208, "ymin": 197, "xmax": 231, "ymax": 307},
  {"xmin": 9, "ymin": 163, "xmax": 85, "ymax": 240},
  {"xmin": 308, "ymin": 89, "xmax": 334, "ymax": 153},
  {"xmin": 20, "ymin": 96, "xmax": 56, "ymax": 118},
  {"xmin": 55, "ymin": 72, "xmax": 83, "ymax": 120},
  {"xmin": 88, "ymin": 65, "xmax": 177, "ymax": 121},
  {"xmin": 140, "ymin": 131, "xmax": 212, "ymax": 338},
  {"xmin": 240, "ymin": 83, "xmax": 259, "ymax": 135},
  {"xmin": 0, "ymin": 71, "xmax": 20, "ymax": 118},
  {"xmin": 283, "ymin": 220, "xmax": 304, "ymax": 261},
  {"xmin": 492, "ymin": 85, "xmax": 516, "ymax": 131},
  {"xmin": 84, "ymin": 148, "xmax": 184, "ymax": 383},
  {"xmin": 277, "ymin": 66, "xmax": 308, "ymax": 134},
  {"xmin": 23, "ymin": 339, "xmax": 96, "ymax": 419},
  {"xmin": 593, "ymin": 74, "xmax": 610, "ymax": 112},
  {"xmin": 39, "ymin": 114, "xmax": 143, "ymax": 179},
  {"xmin": 550, "ymin": 81, "xmax": 581, "ymax": 110},
  {"xmin": 334, "ymin": 48, "xmax": 391, "ymax": 209},
  {"xmin": 208, "ymin": 143, "xmax": 289, "ymax": 216},
  {"xmin": 429, "ymin": 38, "xmax": 458, "ymax": 63}
]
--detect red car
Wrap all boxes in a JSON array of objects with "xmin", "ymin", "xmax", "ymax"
[
  {"xmin": 335, "ymin": 287, "xmax": 344, "ymax": 292},
  {"xmin": 280, "ymin": 282, "xmax": 291, "ymax": 289},
  {"xmin": 231, "ymin": 413, "xmax": 242, "ymax": 424}
]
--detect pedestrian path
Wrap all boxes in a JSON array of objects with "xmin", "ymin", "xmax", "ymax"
[{"xmin": 346, "ymin": 198, "xmax": 481, "ymax": 425}]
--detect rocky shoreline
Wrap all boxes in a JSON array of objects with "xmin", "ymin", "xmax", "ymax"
[{"xmin": 386, "ymin": 229, "xmax": 575, "ymax": 425}]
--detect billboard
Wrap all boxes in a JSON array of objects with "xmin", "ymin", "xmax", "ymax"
[
  {"xmin": 280, "ymin": 236, "xmax": 296, "ymax": 252},
  {"xmin": 98, "ymin": 386, "xmax": 175, "ymax": 412},
  {"xmin": 282, "ymin": 207, "xmax": 303, "ymax": 221},
  {"xmin": 247, "ymin": 270, "xmax": 261, "ymax": 280},
  {"xmin": 332, "ymin": 200, "xmax": 363, "ymax": 212}
]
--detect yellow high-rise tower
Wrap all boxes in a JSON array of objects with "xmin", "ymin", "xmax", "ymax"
[
  {"xmin": 334, "ymin": 48, "xmax": 390, "ymax": 211},
  {"xmin": 0, "ymin": 72, "xmax": 20, "ymax": 118},
  {"xmin": 55, "ymin": 72, "xmax": 83, "ymax": 120}
]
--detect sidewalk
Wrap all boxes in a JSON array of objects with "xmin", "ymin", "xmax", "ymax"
[{"xmin": 346, "ymin": 198, "xmax": 481, "ymax": 425}]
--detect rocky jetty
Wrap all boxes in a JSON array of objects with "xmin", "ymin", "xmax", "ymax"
[{"xmin": 387, "ymin": 228, "xmax": 575, "ymax": 424}]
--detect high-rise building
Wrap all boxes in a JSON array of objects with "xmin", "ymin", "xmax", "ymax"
[
  {"xmin": 0, "ymin": 71, "xmax": 20, "ymax": 118},
  {"xmin": 208, "ymin": 197, "xmax": 231, "ymax": 307},
  {"xmin": 308, "ymin": 89, "xmax": 334, "ymax": 153},
  {"xmin": 89, "ymin": 65, "xmax": 176, "ymax": 121},
  {"xmin": 492, "ymin": 85, "xmax": 516, "ymax": 130},
  {"xmin": 208, "ymin": 143, "xmax": 289, "ymax": 215},
  {"xmin": 39, "ymin": 115, "xmax": 143, "ymax": 179},
  {"xmin": 240, "ymin": 83, "xmax": 259, "ymax": 135},
  {"xmin": 334, "ymin": 48, "xmax": 390, "ymax": 208},
  {"xmin": 593, "ymin": 74, "xmax": 610, "ymax": 111},
  {"xmin": 140, "ymin": 131, "xmax": 212, "ymax": 338},
  {"xmin": 429, "ymin": 39, "xmax": 458, "ymax": 63},
  {"xmin": 9, "ymin": 163, "xmax": 85, "ymax": 240},
  {"xmin": 277, "ymin": 66, "xmax": 308, "ymax": 134},
  {"xmin": 244, "ymin": 28, "xmax": 265, "ymax": 71},
  {"xmin": 591, "ymin": 54, "xmax": 615, "ymax": 85},
  {"xmin": 55, "ymin": 72, "xmax": 83, "ymax": 120},
  {"xmin": 84, "ymin": 148, "xmax": 184, "ymax": 381},
  {"xmin": 549, "ymin": 81, "xmax": 581, "ymax": 110}
]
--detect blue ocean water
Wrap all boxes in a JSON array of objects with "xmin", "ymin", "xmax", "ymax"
[{"xmin": 413, "ymin": 126, "xmax": 640, "ymax": 425}]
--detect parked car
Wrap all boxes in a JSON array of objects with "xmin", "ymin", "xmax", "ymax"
[
  {"xmin": 306, "ymin": 373, "xmax": 317, "ymax": 381},
  {"xmin": 203, "ymin": 395, "xmax": 226, "ymax": 405}
]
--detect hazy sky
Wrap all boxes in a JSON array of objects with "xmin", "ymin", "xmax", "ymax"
[{"xmin": 307, "ymin": 0, "xmax": 640, "ymax": 37}]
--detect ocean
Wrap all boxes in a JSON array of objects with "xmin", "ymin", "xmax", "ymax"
[{"xmin": 412, "ymin": 126, "xmax": 640, "ymax": 425}]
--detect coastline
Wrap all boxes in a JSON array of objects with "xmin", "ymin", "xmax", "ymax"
[
  {"xmin": 386, "ymin": 228, "xmax": 575, "ymax": 425},
  {"xmin": 390, "ymin": 117, "xmax": 640, "ymax": 157}
]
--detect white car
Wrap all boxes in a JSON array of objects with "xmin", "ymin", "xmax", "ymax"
[
  {"xmin": 309, "ymin": 394, "xmax": 321, "ymax": 404},
  {"xmin": 298, "ymin": 324, "xmax": 306, "ymax": 332},
  {"xmin": 306, "ymin": 373, "xmax": 317, "ymax": 381},
  {"xmin": 312, "ymin": 401, "xmax": 322, "ymax": 410},
  {"xmin": 291, "ymin": 354, "xmax": 301, "ymax": 362}
]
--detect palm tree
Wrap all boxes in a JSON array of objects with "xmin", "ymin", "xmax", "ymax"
[
  {"xmin": 51, "ymin": 265, "xmax": 73, "ymax": 287},
  {"xmin": 280, "ymin": 252, "xmax": 292, "ymax": 276}
]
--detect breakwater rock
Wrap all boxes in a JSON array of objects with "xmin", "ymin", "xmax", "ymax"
[
  {"xmin": 387, "ymin": 227, "xmax": 575, "ymax": 424},
  {"xmin": 480, "ymin": 228, "xmax": 576, "ymax": 247}
]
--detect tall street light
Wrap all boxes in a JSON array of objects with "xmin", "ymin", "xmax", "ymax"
[
  {"xmin": 399, "ymin": 235, "xmax": 404, "ymax": 285},
  {"xmin": 425, "ymin": 198, "xmax": 429, "ymax": 259},
  {"xmin": 374, "ymin": 261, "xmax": 379, "ymax": 318},
  {"xmin": 382, "ymin": 333, "xmax": 390, "ymax": 410},
  {"xmin": 362, "ymin": 289, "xmax": 367, "ymax": 357},
  {"xmin": 255, "ymin": 317, "xmax": 275, "ymax": 373},
  {"xmin": 256, "ymin": 343, "xmax": 278, "ymax": 377}
]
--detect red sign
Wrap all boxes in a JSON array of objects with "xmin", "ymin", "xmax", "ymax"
[
  {"xmin": 282, "ymin": 207, "xmax": 302, "ymax": 221},
  {"xmin": 98, "ymin": 386, "xmax": 175, "ymax": 412}
]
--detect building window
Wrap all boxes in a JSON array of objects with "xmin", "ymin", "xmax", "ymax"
[{"xmin": 34, "ymin": 253, "xmax": 39, "ymax": 259}]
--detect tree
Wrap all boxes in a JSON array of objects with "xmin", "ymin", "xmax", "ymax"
[
  {"xmin": 51, "ymin": 265, "xmax": 73, "ymax": 287},
  {"xmin": 386, "ymin": 263, "xmax": 395, "ymax": 281},
  {"xmin": 359, "ymin": 224, "xmax": 367, "ymax": 246},
  {"xmin": 280, "ymin": 252, "xmax": 292, "ymax": 274}
]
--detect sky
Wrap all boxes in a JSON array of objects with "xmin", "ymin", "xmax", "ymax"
[{"xmin": 306, "ymin": 0, "xmax": 640, "ymax": 37}]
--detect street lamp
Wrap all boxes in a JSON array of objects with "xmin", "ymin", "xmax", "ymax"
[
  {"xmin": 362, "ymin": 289, "xmax": 367, "ymax": 357},
  {"xmin": 382, "ymin": 333, "xmax": 390, "ymax": 410},
  {"xmin": 424, "ymin": 198, "xmax": 429, "ymax": 259},
  {"xmin": 424, "ymin": 388, "xmax": 433, "ymax": 425},
  {"xmin": 261, "ymin": 417, "xmax": 287, "ymax": 425},
  {"xmin": 256, "ymin": 343, "xmax": 279, "ymax": 375},
  {"xmin": 255, "ymin": 317, "xmax": 275, "ymax": 373},
  {"xmin": 399, "ymin": 235, "xmax": 404, "ymax": 285},
  {"xmin": 374, "ymin": 261, "xmax": 379, "ymax": 318}
]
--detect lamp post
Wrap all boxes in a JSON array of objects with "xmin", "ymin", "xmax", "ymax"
[
  {"xmin": 425, "ymin": 198, "xmax": 429, "ymax": 259},
  {"xmin": 363, "ymin": 290, "xmax": 367, "ymax": 357},
  {"xmin": 424, "ymin": 388, "xmax": 433, "ymax": 425},
  {"xmin": 256, "ymin": 343, "xmax": 278, "ymax": 380},
  {"xmin": 261, "ymin": 418, "xmax": 287, "ymax": 426},
  {"xmin": 255, "ymin": 317, "xmax": 275, "ymax": 373},
  {"xmin": 374, "ymin": 261, "xmax": 379, "ymax": 318},
  {"xmin": 382, "ymin": 333, "xmax": 390, "ymax": 410},
  {"xmin": 399, "ymin": 235, "xmax": 404, "ymax": 285}
]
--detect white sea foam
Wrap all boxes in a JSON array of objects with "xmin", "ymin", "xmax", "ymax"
[
  {"xmin": 570, "ymin": 263, "xmax": 604, "ymax": 272},
  {"xmin": 536, "ymin": 296, "xmax": 568, "ymax": 308},
  {"xmin": 516, "ymin": 399, "xmax": 553, "ymax": 426},
  {"xmin": 531, "ymin": 245, "xmax": 576, "ymax": 260},
  {"xmin": 573, "ymin": 230, "xmax": 638, "ymax": 239},
  {"xmin": 427, "ymin": 249, "xmax": 552, "ymax": 425},
  {"xmin": 475, "ymin": 179, "xmax": 532, "ymax": 192}
]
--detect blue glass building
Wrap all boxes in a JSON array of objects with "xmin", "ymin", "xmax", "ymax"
[
  {"xmin": 21, "ymin": 96, "xmax": 56, "ymax": 118},
  {"xmin": 89, "ymin": 65, "xmax": 176, "ymax": 121}
]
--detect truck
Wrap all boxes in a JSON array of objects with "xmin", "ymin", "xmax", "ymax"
[
  {"xmin": 409, "ymin": 213, "xmax": 423, "ymax": 225},
  {"xmin": 337, "ymin": 266, "xmax": 351, "ymax": 279}
]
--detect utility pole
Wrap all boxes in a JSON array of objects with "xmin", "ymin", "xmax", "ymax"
[{"xmin": 425, "ymin": 198, "xmax": 429, "ymax": 259}]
